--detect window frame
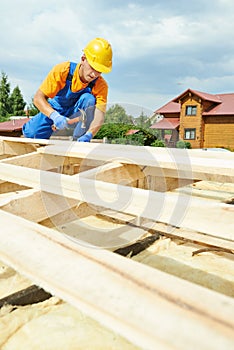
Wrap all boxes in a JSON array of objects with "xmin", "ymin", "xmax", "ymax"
[
  {"xmin": 184, "ymin": 128, "xmax": 196, "ymax": 140},
  {"xmin": 185, "ymin": 105, "xmax": 197, "ymax": 116}
]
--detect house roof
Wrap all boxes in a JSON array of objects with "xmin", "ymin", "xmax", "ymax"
[
  {"xmin": 0, "ymin": 118, "xmax": 29, "ymax": 132},
  {"xmin": 173, "ymin": 89, "xmax": 222, "ymax": 104},
  {"xmin": 203, "ymin": 93, "xmax": 234, "ymax": 115},
  {"xmin": 150, "ymin": 118, "xmax": 180, "ymax": 130},
  {"xmin": 156, "ymin": 101, "xmax": 180, "ymax": 114},
  {"xmin": 155, "ymin": 89, "xmax": 234, "ymax": 117}
]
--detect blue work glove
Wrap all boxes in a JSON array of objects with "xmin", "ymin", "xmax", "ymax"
[
  {"xmin": 77, "ymin": 131, "xmax": 93, "ymax": 142},
  {"xmin": 49, "ymin": 111, "xmax": 68, "ymax": 130}
]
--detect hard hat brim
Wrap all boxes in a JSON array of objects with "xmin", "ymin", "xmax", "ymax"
[{"xmin": 87, "ymin": 59, "xmax": 112, "ymax": 74}]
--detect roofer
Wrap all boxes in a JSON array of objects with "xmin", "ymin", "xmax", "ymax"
[{"xmin": 23, "ymin": 37, "xmax": 112, "ymax": 142}]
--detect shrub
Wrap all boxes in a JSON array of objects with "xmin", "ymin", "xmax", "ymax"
[
  {"xmin": 151, "ymin": 140, "xmax": 166, "ymax": 147},
  {"xmin": 176, "ymin": 140, "xmax": 191, "ymax": 149}
]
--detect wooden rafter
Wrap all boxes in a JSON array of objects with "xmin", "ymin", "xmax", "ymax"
[{"xmin": 0, "ymin": 210, "xmax": 233, "ymax": 350}]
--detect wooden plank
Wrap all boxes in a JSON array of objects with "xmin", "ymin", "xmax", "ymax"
[
  {"xmin": 0, "ymin": 140, "xmax": 4, "ymax": 156},
  {"xmin": 79, "ymin": 162, "xmax": 194, "ymax": 191},
  {"xmin": 55, "ymin": 214, "xmax": 148, "ymax": 250},
  {"xmin": 132, "ymin": 238, "xmax": 234, "ymax": 297},
  {"xmin": 39, "ymin": 201, "xmax": 97, "ymax": 228},
  {"xmin": 0, "ymin": 181, "xmax": 29, "ymax": 194},
  {"xmin": 38, "ymin": 142, "xmax": 234, "ymax": 182},
  {"xmin": 0, "ymin": 136, "xmax": 51, "ymax": 146},
  {"xmin": 0, "ymin": 162, "xmax": 233, "ymax": 241},
  {"xmin": 0, "ymin": 190, "xmax": 78, "ymax": 223},
  {"xmin": 79, "ymin": 162, "xmax": 145, "ymax": 183},
  {"xmin": 2, "ymin": 140, "xmax": 38, "ymax": 156},
  {"xmin": 0, "ymin": 152, "xmax": 41, "ymax": 168},
  {"xmin": 0, "ymin": 151, "xmax": 106, "ymax": 175},
  {"xmin": 191, "ymin": 180, "xmax": 234, "ymax": 193},
  {"xmin": 0, "ymin": 210, "xmax": 233, "ymax": 350},
  {"xmin": 189, "ymin": 148, "xmax": 234, "ymax": 159},
  {"xmin": 99, "ymin": 211, "xmax": 234, "ymax": 252}
]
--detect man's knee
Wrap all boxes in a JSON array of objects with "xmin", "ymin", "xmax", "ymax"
[
  {"xmin": 22, "ymin": 113, "xmax": 54, "ymax": 139},
  {"xmin": 78, "ymin": 93, "xmax": 96, "ymax": 109}
]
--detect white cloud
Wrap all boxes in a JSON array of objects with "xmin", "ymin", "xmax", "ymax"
[{"xmin": 181, "ymin": 75, "xmax": 234, "ymax": 94}]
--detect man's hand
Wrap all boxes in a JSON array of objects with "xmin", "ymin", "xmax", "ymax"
[
  {"xmin": 77, "ymin": 131, "xmax": 93, "ymax": 142},
  {"xmin": 50, "ymin": 111, "xmax": 68, "ymax": 130}
]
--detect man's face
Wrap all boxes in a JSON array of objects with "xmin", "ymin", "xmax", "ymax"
[{"xmin": 79, "ymin": 56, "xmax": 101, "ymax": 83}]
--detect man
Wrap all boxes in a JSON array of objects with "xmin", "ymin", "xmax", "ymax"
[{"xmin": 23, "ymin": 37, "xmax": 112, "ymax": 141}]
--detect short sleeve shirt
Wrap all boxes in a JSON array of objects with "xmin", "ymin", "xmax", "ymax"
[{"xmin": 39, "ymin": 61, "xmax": 108, "ymax": 112}]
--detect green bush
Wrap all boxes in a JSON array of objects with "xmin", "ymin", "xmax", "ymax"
[
  {"xmin": 151, "ymin": 140, "xmax": 166, "ymax": 147},
  {"xmin": 95, "ymin": 123, "xmax": 133, "ymax": 139},
  {"xmin": 95, "ymin": 123, "xmax": 157, "ymax": 146},
  {"xmin": 176, "ymin": 140, "xmax": 191, "ymax": 149}
]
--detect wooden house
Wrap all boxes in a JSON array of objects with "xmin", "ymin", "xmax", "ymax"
[{"xmin": 152, "ymin": 89, "xmax": 234, "ymax": 149}]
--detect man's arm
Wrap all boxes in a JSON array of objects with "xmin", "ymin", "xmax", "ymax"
[
  {"xmin": 33, "ymin": 89, "xmax": 80, "ymax": 128},
  {"xmin": 77, "ymin": 107, "xmax": 105, "ymax": 142},
  {"xmin": 88, "ymin": 107, "xmax": 105, "ymax": 136},
  {"xmin": 33, "ymin": 89, "xmax": 54, "ymax": 117}
]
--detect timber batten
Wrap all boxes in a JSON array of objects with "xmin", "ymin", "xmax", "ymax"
[{"xmin": 0, "ymin": 136, "xmax": 233, "ymax": 349}]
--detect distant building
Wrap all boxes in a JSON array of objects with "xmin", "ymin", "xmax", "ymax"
[
  {"xmin": 151, "ymin": 89, "xmax": 234, "ymax": 149},
  {"xmin": 0, "ymin": 118, "xmax": 29, "ymax": 137}
]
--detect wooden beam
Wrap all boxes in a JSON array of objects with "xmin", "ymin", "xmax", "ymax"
[
  {"xmin": 98, "ymin": 210, "xmax": 234, "ymax": 258},
  {"xmin": 78, "ymin": 162, "xmax": 194, "ymax": 191},
  {"xmin": 0, "ymin": 210, "xmax": 233, "ymax": 350},
  {"xmin": 37, "ymin": 142, "xmax": 234, "ymax": 182},
  {"xmin": 39, "ymin": 201, "xmax": 97, "ymax": 228},
  {"xmin": 1, "ymin": 140, "xmax": 38, "ymax": 156},
  {"xmin": 0, "ymin": 190, "xmax": 78, "ymax": 223},
  {"xmin": 79, "ymin": 162, "xmax": 145, "ymax": 184},
  {"xmin": 132, "ymin": 237, "xmax": 234, "ymax": 297},
  {"xmin": 0, "ymin": 136, "xmax": 51, "ymax": 146},
  {"xmin": 191, "ymin": 180, "xmax": 234, "ymax": 193},
  {"xmin": 0, "ymin": 181, "xmax": 29, "ymax": 194},
  {"xmin": 1, "ymin": 152, "xmax": 41, "ymax": 168},
  {"xmin": 0, "ymin": 162, "xmax": 233, "ymax": 240}
]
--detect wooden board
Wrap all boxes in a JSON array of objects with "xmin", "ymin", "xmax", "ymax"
[
  {"xmin": 0, "ymin": 162, "xmax": 233, "ymax": 241},
  {"xmin": 0, "ymin": 136, "xmax": 233, "ymax": 349},
  {"xmin": 0, "ymin": 210, "xmax": 233, "ymax": 350},
  {"xmin": 37, "ymin": 142, "xmax": 234, "ymax": 182}
]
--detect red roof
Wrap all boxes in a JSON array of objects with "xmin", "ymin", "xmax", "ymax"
[
  {"xmin": 150, "ymin": 118, "xmax": 180, "ymax": 130},
  {"xmin": 0, "ymin": 118, "xmax": 29, "ymax": 132},
  {"xmin": 173, "ymin": 89, "xmax": 222, "ymax": 104},
  {"xmin": 156, "ymin": 101, "xmax": 180, "ymax": 114},
  {"xmin": 155, "ymin": 89, "xmax": 234, "ymax": 117},
  {"xmin": 203, "ymin": 93, "xmax": 234, "ymax": 115}
]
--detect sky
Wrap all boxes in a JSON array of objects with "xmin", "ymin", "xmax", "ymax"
[{"xmin": 1, "ymin": 0, "xmax": 234, "ymax": 117}]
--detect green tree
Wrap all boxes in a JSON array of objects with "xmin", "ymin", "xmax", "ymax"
[
  {"xmin": 9, "ymin": 85, "xmax": 26, "ymax": 116},
  {"xmin": 0, "ymin": 71, "xmax": 11, "ymax": 118},
  {"xmin": 105, "ymin": 104, "xmax": 133, "ymax": 124},
  {"xmin": 95, "ymin": 123, "xmax": 134, "ymax": 139},
  {"xmin": 134, "ymin": 111, "xmax": 150, "ymax": 128},
  {"xmin": 27, "ymin": 98, "xmax": 39, "ymax": 116}
]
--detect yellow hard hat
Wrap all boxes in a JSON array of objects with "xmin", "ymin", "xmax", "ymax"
[{"xmin": 83, "ymin": 38, "xmax": 112, "ymax": 73}]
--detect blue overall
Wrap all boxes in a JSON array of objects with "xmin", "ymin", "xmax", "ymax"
[{"xmin": 22, "ymin": 62, "xmax": 96, "ymax": 139}]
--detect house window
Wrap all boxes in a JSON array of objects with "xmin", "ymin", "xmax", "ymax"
[
  {"xmin": 186, "ymin": 105, "xmax": 197, "ymax": 116},
  {"xmin": 184, "ymin": 128, "xmax": 196, "ymax": 140}
]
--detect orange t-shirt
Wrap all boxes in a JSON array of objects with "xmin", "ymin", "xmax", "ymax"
[{"xmin": 39, "ymin": 61, "xmax": 108, "ymax": 112}]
